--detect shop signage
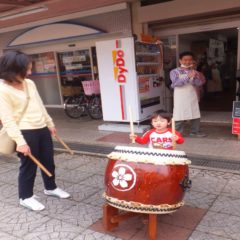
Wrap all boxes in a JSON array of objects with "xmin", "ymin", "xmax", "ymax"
[
  {"xmin": 233, "ymin": 101, "xmax": 240, "ymax": 118},
  {"xmin": 232, "ymin": 118, "xmax": 240, "ymax": 135},
  {"xmin": 112, "ymin": 40, "xmax": 128, "ymax": 120},
  {"xmin": 141, "ymin": 33, "xmax": 160, "ymax": 43},
  {"xmin": 112, "ymin": 40, "xmax": 128, "ymax": 84}
]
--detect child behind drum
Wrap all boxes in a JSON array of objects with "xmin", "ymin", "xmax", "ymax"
[{"xmin": 130, "ymin": 111, "xmax": 184, "ymax": 149}]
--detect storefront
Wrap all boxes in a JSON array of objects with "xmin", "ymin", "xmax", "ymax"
[
  {"xmin": 137, "ymin": 0, "xmax": 240, "ymax": 117},
  {"xmin": 2, "ymin": 0, "xmax": 240, "ymax": 123},
  {"xmin": 1, "ymin": 2, "xmax": 133, "ymax": 107},
  {"xmin": 152, "ymin": 20, "xmax": 240, "ymax": 114}
]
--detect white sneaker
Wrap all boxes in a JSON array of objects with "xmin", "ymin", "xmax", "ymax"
[
  {"xmin": 44, "ymin": 188, "xmax": 70, "ymax": 199},
  {"xmin": 20, "ymin": 196, "xmax": 45, "ymax": 211}
]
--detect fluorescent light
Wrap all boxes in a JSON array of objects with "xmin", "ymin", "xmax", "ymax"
[{"xmin": 0, "ymin": 5, "xmax": 48, "ymax": 21}]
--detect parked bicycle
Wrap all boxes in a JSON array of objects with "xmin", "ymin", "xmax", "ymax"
[{"xmin": 64, "ymin": 80, "xmax": 102, "ymax": 120}]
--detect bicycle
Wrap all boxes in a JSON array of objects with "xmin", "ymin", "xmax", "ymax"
[{"xmin": 64, "ymin": 80, "xmax": 103, "ymax": 120}]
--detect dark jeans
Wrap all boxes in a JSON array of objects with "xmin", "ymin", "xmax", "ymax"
[
  {"xmin": 175, "ymin": 118, "xmax": 200, "ymax": 134},
  {"xmin": 18, "ymin": 127, "xmax": 57, "ymax": 200}
]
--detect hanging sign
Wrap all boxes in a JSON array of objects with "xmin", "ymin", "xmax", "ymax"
[
  {"xmin": 232, "ymin": 101, "xmax": 240, "ymax": 118},
  {"xmin": 232, "ymin": 118, "xmax": 240, "ymax": 135}
]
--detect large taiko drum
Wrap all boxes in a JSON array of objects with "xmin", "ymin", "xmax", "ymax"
[{"xmin": 104, "ymin": 146, "xmax": 191, "ymax": 214}]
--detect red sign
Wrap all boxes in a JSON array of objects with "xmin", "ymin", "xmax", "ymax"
[
  {"xmin": 111, "ymin": 39, "xmax": 128, "ymax": 120},
  {"xmin": 232, "ymin": 118, "xmax": 240, "ymax": 134},
  {"xmin": 112, "ymin": 40, "xmax": 128, "ymax": 84}
]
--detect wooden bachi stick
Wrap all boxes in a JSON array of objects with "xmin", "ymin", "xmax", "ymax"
[
  {"xmin": 55, "ymin": 134, "xmax": 74, "ymax": 155},
  {"xmin": 172, "ymin": 118, "xmax": 176, "ymax": 150},
  {"xmin": 129, "ymin": 106, "xmax": 135, "ymax": 144},
  {"xmin": 27, "ymin": 153, "xmax": 52, "ymax": 177}
]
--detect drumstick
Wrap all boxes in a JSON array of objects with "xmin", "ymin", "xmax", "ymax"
[
  {"xmin": 54, "ymin": 134, "xmax": 74, "ymax": 155},
  {"xmin": 129, "ymin": 106, "xmax": 135, "ymax": 143},
  {"xmin": 172, "ymin": 118, "xmax": 176, "ymax": 150},
  {"xmin": 27, "ymin": 153, "xmax": 52, "ymax": 177}
]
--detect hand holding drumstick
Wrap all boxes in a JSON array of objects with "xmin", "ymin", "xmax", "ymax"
[
  {"xmin": 172, "ymin": 134, "xmax": 180, "ymax": 142},
  {"xmin": 16, "ymin": 128, "xmax": 73, "ymax": 178},
  {"xmin": 16, "ymin": 145, "xmax": 52, "ymax": 177},
  {"xmin": 129, "ymin": 133, "xmax": 137, "ymax": 142}
]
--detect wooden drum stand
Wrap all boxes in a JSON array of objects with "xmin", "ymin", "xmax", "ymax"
[{"xmin": 103, "ymin": 204, "xmax": 158, "ymax": 240}]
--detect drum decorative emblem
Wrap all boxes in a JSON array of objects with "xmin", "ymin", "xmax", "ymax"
[{"xmin": 111, "ymin": 164, "xmax": 136, "ymax": 192}]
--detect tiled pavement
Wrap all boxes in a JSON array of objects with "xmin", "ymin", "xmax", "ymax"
[{"xmin": 0, "ymin": 152, "xmax": 240, "ymax": 239}]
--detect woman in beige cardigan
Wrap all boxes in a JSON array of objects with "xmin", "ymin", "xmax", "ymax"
[{"xmin": 0, "ymin": 51, "xmax": 70, "ymax": 211}]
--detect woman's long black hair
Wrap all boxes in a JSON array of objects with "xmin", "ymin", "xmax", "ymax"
[{"xmin": 0, "ymin": 50, "xmax": 31, "ymax": 83}]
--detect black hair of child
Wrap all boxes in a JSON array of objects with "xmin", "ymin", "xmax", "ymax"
[
  {"xmin": 179, "ymin": 51, "xmax": 194, "ymax": 60},
  {"xmin": 150, "ymin": 110, "xmax": 172, "ymax": 123}
]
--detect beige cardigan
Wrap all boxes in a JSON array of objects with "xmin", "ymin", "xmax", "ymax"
[{"xmin": 0, "ymin": 79, "xmax": 54, "ymax": 147}]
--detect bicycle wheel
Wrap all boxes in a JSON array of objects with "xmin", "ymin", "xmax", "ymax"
[
  {"xmin": 64, "ymin": 95, "xmax": 86, "ymax": 118},
  {"xmin": 87, "ymin": 95, "xmax": 103, "ymax": 119}
]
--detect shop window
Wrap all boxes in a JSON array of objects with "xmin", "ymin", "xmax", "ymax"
[
  {"xmin": 141, "ymin": 0, "xmax": 174, "ymax": 7},
  {"xmin": 31, "ymin": 52, "xmax": 57, "ymax": 74},
  {"xmin": 29, "ymin": 52, "xmax": 62, "ymax": 105},
  {"xmin": 57, "ymin": 50, "xmax": 93, "ymax": 99}
]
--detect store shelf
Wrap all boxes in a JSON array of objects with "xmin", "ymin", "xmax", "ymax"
[
  {"xmin": 136, "ymin": 52, "xmax": 160, "ymax": 56},
  {"xmin": 136, "ymin": 62, "xmax": 160, "ymax": 66},
  {"xmin": 64, "ymin": 65, "xmax": 92, "ymax": 68},
  {"xmin": 137, "ymin": 74, "xmax": 160, "ymax": 77},
  {"xmin": 31, "ymin": 73, "xmax": 58, "ymax": 78},
  {"xmin": 60, "ymin": 71, "xmax": 92, "ymax": 77}
]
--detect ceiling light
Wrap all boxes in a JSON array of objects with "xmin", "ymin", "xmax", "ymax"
[{"xmin": 0, "ymin": 5, "xmax": 48, "ymax": 21}]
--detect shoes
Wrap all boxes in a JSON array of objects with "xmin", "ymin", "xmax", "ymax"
[
  {"xmin": 19, "ymin": 189, "xmax": 70, "ymax": 211},
  {"xmin": 20, "ymin": 196, "xmax": 45, "ymax": 211},
  {"xmin": 44, "ymin": 187, "xmax": 70, "ymax": 199},
  {"xmin": 189, "ymin": 132, "xmax": 207, "ymax": 138}
]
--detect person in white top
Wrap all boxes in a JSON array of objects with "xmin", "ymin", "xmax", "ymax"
[
  {"xmin": 170, "ymin": 52, "xmax": 206, "ymax": 137},
  {"xmin": 0, "ymin": 51, "xmax": 70, "ymax": 211}
]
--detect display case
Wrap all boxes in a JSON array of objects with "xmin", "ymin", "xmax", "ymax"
[
  {"xmin": 96, "ymin": 37, "xmax": 165, "ymax": 122},
  {"xmin": 57, "ymin": 49, "xmax": 93, "ymax": 98},
  {"xmin": 135, "ymin": 41, "xmax": 164, "ymax": 112}
]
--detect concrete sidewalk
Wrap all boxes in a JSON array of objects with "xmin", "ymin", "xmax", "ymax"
[
  {"xmin": 49, "ymin": 109, "xmax": 240, "ymax": 162},
  {"xmin": 0, "ymin": 109, "xmax": 239, "ymax": 240},
  {"xmin": 0, "ymin": 151, "xmax": 239, "ymax": 239}
]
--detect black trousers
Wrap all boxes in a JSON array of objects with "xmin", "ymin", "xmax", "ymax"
[{"xmin": 18, "ymin": 127, "xmax": 57, "ymax": 200}]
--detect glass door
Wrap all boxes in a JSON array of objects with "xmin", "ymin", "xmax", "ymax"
[{"xmin": 161, "ymin": 35, "xmax": 178, "ymax": 112}]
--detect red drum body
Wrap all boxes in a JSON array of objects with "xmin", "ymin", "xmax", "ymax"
[{"xmin": 104, "ymin": 146, "xmax": 191, "ymax": 214}]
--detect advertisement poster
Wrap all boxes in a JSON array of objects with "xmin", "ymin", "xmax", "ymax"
[
  {"xmin": 31, "ymin": 52, "xmax": 56, "ymax": 74},
  {"xmin": 139, "ymin": 77, "xmax": 150, "ymax": 93},
  {"xmin": 208, "ymin": 38, "xmax": 224, "ymax": 61}
]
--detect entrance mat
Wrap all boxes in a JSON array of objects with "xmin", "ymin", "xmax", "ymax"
[
  {"xmin": 89, "ymin": 205, "xmax": 206, "ymax": 240},
  {"xmin": 96, "ymin": 132, "xmax": 131, "ymax": 144}
]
